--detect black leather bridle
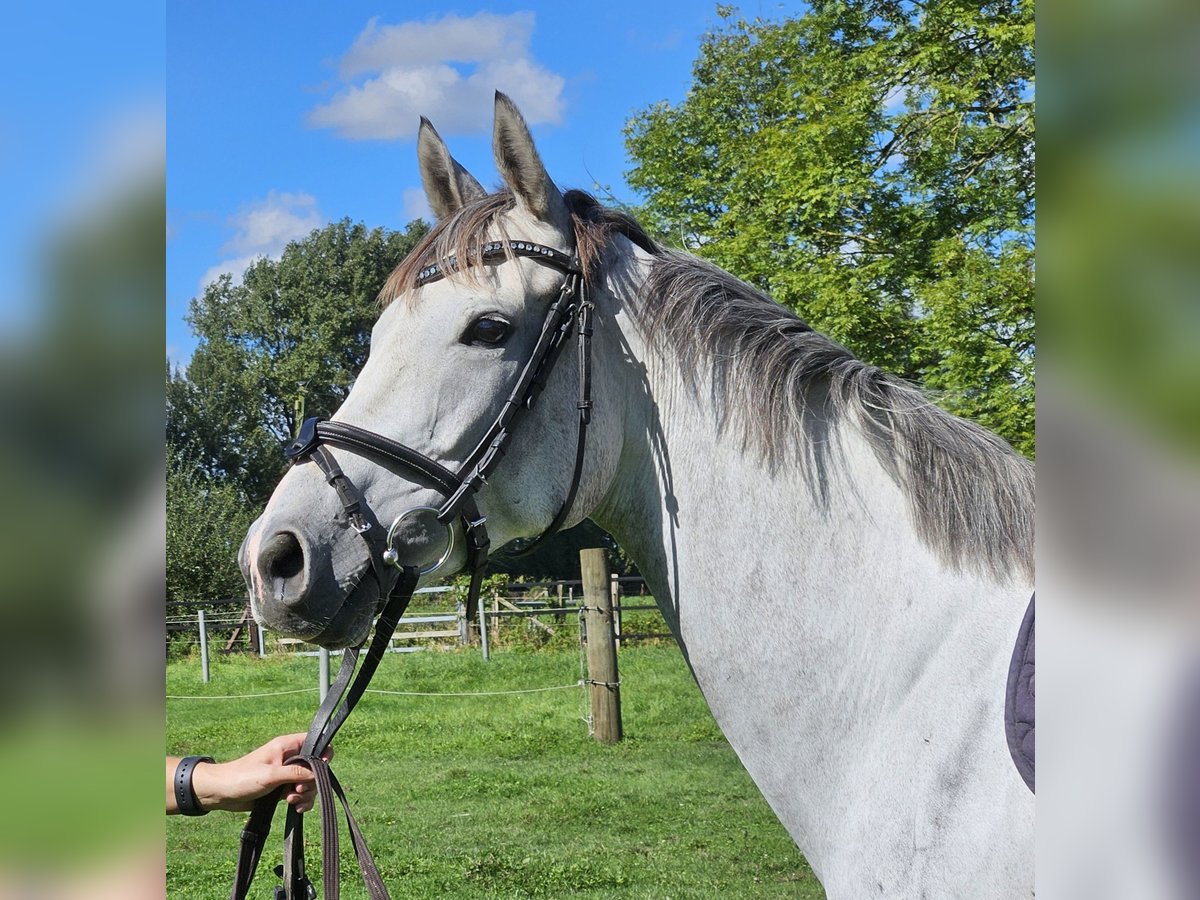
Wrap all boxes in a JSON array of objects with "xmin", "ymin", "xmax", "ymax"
[{"xmin": 231, "ymin": 239, "xmax": 595, "ymax": 900}]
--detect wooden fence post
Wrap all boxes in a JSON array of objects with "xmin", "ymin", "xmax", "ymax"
[
  {"xmin": 581, "ymin": 548, "xmax": 622, "ymax": 743},
  {"xmin": 465, "ymin": 595, "xmax": 480, "ymax": 644},
  {"xmin": 611, "ymin": 573, "xmax": 622, "ymax": 650},
  {"xmin": 479, "ymin": 591, "xmax": 490, "ymax": 661},
  {"xmin": 197, "ymin": 609, "xmax": 210, "ymax": 683},
  {"xmin": 318, "ymin": 647, "xmax": 330, "ymax": 701}
]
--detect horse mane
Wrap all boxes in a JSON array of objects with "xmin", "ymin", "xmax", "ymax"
[
  {"xmin": 638, "ymin": 251, "xmax": 1034, "ymax": 583},
  {"xmin": 378, "ymin": 189, "xmax": 1034, "ymax": 583}
]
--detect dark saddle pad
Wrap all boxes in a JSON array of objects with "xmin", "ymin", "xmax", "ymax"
[{"xmin": 1005, "ymin": 594, "xmax": 1035, "ymax": 792}]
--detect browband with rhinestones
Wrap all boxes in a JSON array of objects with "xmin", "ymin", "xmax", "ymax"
[{"xmin": 415, "ymin": 240, "xmax": 580, "ymax": 286}]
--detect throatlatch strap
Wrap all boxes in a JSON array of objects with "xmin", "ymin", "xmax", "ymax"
[{"xmin": 514, "ymin": 293, "xmax": 594, "ymax": 558}]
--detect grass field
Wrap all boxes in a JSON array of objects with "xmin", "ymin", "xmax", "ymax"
[{"xmin": 166, "ymin": 645, "xmax": 824, "ymax": 898}]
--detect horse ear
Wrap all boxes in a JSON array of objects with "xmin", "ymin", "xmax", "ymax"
[
  {"xmin": 417, "ymin": 117, "xmax": 486, "ymax": 220},
  {"xmin": 492, "ymin": 92, "xmax": 570, "ymax": 235}
]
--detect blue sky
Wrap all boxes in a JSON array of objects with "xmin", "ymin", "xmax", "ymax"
[
  {"xmin": 0, "ymin": 2, "xmax": 163, "ymax": 334},
  {"xmin": 167, "ymin": 2, "xmax": 800, "ymax": 366}
]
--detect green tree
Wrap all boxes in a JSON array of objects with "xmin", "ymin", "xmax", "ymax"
[
  {"xmin": 166, "ymin": 447, "xmax": 258, "ymax": 604},
  {"xmin": 626, "ymin": 0, "xmax": 1034, "ymax": 455},
  {"xmin": 172, "ymin": 218, "xmax": 430, "ymax": 502}
]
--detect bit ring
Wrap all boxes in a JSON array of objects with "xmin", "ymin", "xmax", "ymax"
[{"xmin": 384, "ymin": 506, "xmax": 454, "ymax": 576}]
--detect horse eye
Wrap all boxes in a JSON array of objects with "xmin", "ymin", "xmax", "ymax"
[{"xmin": 464, "ymin": 316, "xmax": 510, "ymax": 345}]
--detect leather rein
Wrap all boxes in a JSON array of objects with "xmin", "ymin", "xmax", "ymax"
[{"xmin": 230, "ymin": 239, "xmax": 594, "ymax": 900}]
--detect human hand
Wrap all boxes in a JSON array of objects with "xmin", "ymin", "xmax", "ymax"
[{"xmin": 187, "ymin": 733, "xmax": 334, "ymax": 814}]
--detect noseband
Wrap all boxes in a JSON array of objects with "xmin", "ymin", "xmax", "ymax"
[
  {"xmin": 283, "ymin": 238, "xmax": 594, "ymax": 615},
  {"xmin": 232, "ymin": 239, "xmax": 595, "ymax": 900}
]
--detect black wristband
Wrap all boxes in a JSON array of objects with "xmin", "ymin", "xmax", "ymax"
[{"xmin": 174, "ymin": 755, "xmax": 215, "ymax": 816}]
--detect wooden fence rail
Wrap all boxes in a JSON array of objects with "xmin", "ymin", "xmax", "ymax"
[{"xmin": 174, "ymin": 575, "xmax": 673, "ymax": 686}]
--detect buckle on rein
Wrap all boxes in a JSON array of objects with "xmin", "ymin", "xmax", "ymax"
[{"xmin": 273, "ymin": 869, "xmax": 316, "ymax": 900}]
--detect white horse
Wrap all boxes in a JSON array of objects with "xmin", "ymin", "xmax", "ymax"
[{"xmin": 241, "ymin": 93, "xmax": 1034, "ymax": 898}]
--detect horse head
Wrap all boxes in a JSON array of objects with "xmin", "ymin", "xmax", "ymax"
[{"xmin": 240, "ymin": 93, "xmax": 627, "ymax": 647}]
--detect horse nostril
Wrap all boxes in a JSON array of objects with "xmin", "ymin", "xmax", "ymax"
[{"xmin": 261, "ymin": 531, "xmax": 305, "ymax": 582}]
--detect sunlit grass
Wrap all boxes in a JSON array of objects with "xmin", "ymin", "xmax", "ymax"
[{"xmin": 167, "ymin": 646, "xmax": 822, "ymax": 898}]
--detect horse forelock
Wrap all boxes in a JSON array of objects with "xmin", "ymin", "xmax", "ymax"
[
  {"xmin": 378, "ymin": 191, "xmax": 517, "ymax": 307},
  {"xmin": 377, "ymin": 189, "xmax": 661, "ymax": 308}
]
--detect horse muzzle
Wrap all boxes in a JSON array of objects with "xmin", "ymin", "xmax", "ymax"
[
  {"xmin": 240, "ymin": 507, "xmax": 457, "ymax": 647},
  {"xmin": 239, "ymin": 517, "xmax": 364, "ymax": 641}
]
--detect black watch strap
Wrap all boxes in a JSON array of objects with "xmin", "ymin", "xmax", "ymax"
[{"xmin": 175, "ymin": 755, "xmax": 215, "ymax": 816}]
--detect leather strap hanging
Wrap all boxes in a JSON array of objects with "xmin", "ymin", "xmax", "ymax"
[{"xmin": 230, "ymin": 566, "xmax": 419, "ymax": 900}]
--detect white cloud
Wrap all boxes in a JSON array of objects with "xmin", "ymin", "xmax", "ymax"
[
  {"xmin": 220, "ymin": 190, "xmax": 321, "ymax": 255},
  {"xmin": 308, "ymin": 12, "xmax": 565, "ymax": 141},
  {"xmin": 339, "ymin": 13, "xmax": 534, "ymax": 77},
  {"xmin": 200, "ymin": 191, "xmax": 322, "ymax": 290},
  {"xmin": 402, "ymin": 187, "xmax": 433, "ymax": 223},
  {"xmin": 200, "ymin": 252, "xmax": 263, "ymax": 290}
]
